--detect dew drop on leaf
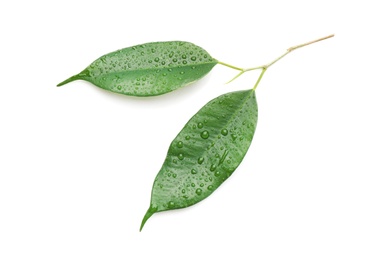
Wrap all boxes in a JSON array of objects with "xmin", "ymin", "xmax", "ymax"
[
  {"xmin": 191, "ymin": 169, "xmax": 197, "ymax": 175},
  {"xmin": 177, "ymin": 141, "xmax": 184, "ymax": 148},
  {"xmin": 168, "ymin": 201, "xmax": 175, "ymax": 208},
  {"xmin": 200, "ymin": 131, "xmax": 209, "ymax": 139},
  {"xmin": 197, "ymin": 122, "xmax": 203, "ymax": 129},
  {"xmin": 221, "ymin": 129, "xmax": 228, "ymax": 136},
  {"xmin": 198, "ymin": 157, "xmax": 204, "ymax": 164},
  {"xmin": 195, "ymin": 188, "xmax": 202, "ymax": 195}
]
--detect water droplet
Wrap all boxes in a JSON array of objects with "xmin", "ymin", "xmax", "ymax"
[
  {"xmin": 182, "ymin": 60, "xmax": 187, "ymax": 64},
  {"xmin": 196, "ymin": 188, "xmax": 202, "ymax": 195},
  {"xmin": 117, "ymin": 85, "xmax": 122, "ymax": 90},
  {"xmin": 173, "ymin": 58, "xmax": 177, "ymax": 62},
  {"xmin": 151, "ymin": 48, "xmax": 156, "ymax": 53},
  {"xmin": 204, "ymin": 54, "xmax": 208, "ymax": 58},
  {"xmin": 177, "ymin": 141, "xmax": 183, "ymax": 148},
  {"xmin": 182, "ymin": 189, "xmax": 186, "ymax": 193},
  {"xmin": 154, "ymin": 57, "xmax": 159, "ymax": 62},
  {"xmin": 141, "ymin": 51, "xmax": 145, "ymax": 55},
  {"xmin": 191, "ymin": 169, "xmax": 197, "ymax": 175},
  {"xmin": 169, "ymin": 52, "xmax": 174, "ymax": 58},
  {"xmin": 208, "ymin": 185, "xmax": 213, "ymax": 191},
  {"xmin": 168, "ymin": 201, "xmax": 175, "ymax": 208},
  {"xmin": 200, "ymin": 131, "xmax": 209, "ymax": 139},
  {"xmin": 191, "ymin": 183, "xmax": 196, "ymax": 187},
  {"xmin": 198, "ymin": 157, "xmax": 204, "ymax": 164},
  {"xmin": 185, "ymin": 135, "xmax": 190, "ymax": 140},
  {"xmin": 180, "ymin": 71, "xmax": 185, "ymax": 75},
  {"xmin": 191, "ymin": 56, "xmax": 197, "ymax": 61},
  {"xmin": 197, "ymin": 122, "xmax": 203, "ymax": 129},
  {"xmin": 221, "ymin": 129, "xmax": 228, "ymax": 136},
  {"xmin": 173, "ymin": 159, "xmax": 177, "ymax": 163},
  {"xmin": 178, "ymin": 153, "xmax": 184, "ymax": 160},
  {"xmin": 200, "ymin": 183, "xmax": 204, "ymax": 187},
  {"xmin": 210, "ymin": 164, "xmax": 217, "ymax": 171},
  {"xmin": 231, "ymin": 134, "xmax": 237, "ymax": 141},
  {"xmin": 191, "ymin": 66, "xmax": 196, "ymax": 69},
  {"xmin": 182, "ymin": 54, "xmax": 187, "ymax": 59},
  {"xmin": 172, "ymin": 173, "xmax": 177, "ymax": 178},
  {"xmin": 168, "ymin": 68, "xmax": 173, "ymax": 72},
  {"xmin": 162, "ymin": 73, "xmax": 167, "ymax": 76},
  {"xmin": 161, "ymin": 61, "xmax": 166, "ymax": 65},
  {"xmin": 214, "ymin": 171, "xmax": 221, "ymax": 177}
]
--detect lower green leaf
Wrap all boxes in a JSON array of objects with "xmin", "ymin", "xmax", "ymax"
[{"xmin": 141, "ymin": 89, "xmax": 258, "ymax": 231}]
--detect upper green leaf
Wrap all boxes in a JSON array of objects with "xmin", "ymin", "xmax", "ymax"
[
  {"xmin": 141, "ymin": 89, "xmax": 258, "ymax": 230},
  {"xmin": 57, "ymin": 41, "xmax": 217, "ymax": 96}
]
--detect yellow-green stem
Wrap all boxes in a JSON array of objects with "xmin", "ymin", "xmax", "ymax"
[{"xmin": 219, "ymin": 34, "xmax": 334, "ymax": 89}]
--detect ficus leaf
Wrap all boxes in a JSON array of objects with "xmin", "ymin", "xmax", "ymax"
[
  {"xmin": 57, "ymin": 41, "xmax": 217, "ymax": 96},
  {"xmin": 140, "ymin": 89, "xmax": 258, "ymax": 231}
]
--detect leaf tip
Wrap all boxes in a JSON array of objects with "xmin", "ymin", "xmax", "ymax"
[
  {"xmin": 57, "ymin": 71, "xmax": 89, "ymax": 87},
  {"xmin": 139, "ymin": 205, "xmax": 157, "ymax": 232},
  {"xmin": 57, "ymin": 75, "xmax": 78, "ymax": 87}
]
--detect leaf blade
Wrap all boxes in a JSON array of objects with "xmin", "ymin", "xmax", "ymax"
[
  {"xmin": 141, "ymin": 89, "xmax": 258, "ymax": 230},
  {"xmin": 57, "ymin": 41, "xmax": 217, "ymax": 96}
]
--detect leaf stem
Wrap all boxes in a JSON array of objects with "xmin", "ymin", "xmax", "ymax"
[
  {"xmin": 253, "ymin": 68, "xmax": 267, "ymax": 90},
  {"xmin": 219, "ymin": 34, "xmax": 334, "ymax": 88},
  {"xmin": 217, "ymin": 61, "xmax": 243, "ymax": 71}
]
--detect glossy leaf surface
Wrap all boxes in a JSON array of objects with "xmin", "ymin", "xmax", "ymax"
[
  {"xmin": 57, "ymin": 41, "xmax": 217, "ymax": 96},
  {"xmin": 141, "ymin": 89, "xmax": 258, "ymax": 230}
]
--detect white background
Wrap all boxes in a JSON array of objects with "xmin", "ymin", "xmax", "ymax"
[{"xmin": 1, "ymin": 0, "xmax": 373, "ymax": 259}]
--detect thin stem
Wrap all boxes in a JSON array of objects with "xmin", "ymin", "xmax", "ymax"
[
  {"xmin": 218, "ymin": 34, "xmax": 334, "ymax": 87},
  {"xmin": 226, "ymin": 71, "xmax": 244, "ymax": 84},
  {"xmin": 253, "ymin": 68, "xmax": 267, "ymax": 90},
  {"xmin": 217, "ymin": 61, "xmax": 243, "ymax": 71},
  {"xmin": 287, "ymin": 34, "xmax": 334, "ymax": 52},
  {"xmin": 246, "ymin": 34, "xmax": 334, "ymax": 71},
  {"xmin": 264, "ymin": 51, "xmax": 290, "ymax": 69},
  {"xmin": 245, "ymin": 66, "xmax": 264, "ymax": 72}
]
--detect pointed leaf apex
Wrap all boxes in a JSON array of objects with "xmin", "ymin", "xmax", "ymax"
[{"xmin": 139, "ymin": 205, "xmax": 157, "ymax": 232}]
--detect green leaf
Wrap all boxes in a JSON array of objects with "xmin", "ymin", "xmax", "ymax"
[
  {"xmin": 57, "ymin": 41, "xmax": 217, "ymax": 96},
  {"xmin": 140, "ymin": 89, "xmax": 258, "ymax": 230}
]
